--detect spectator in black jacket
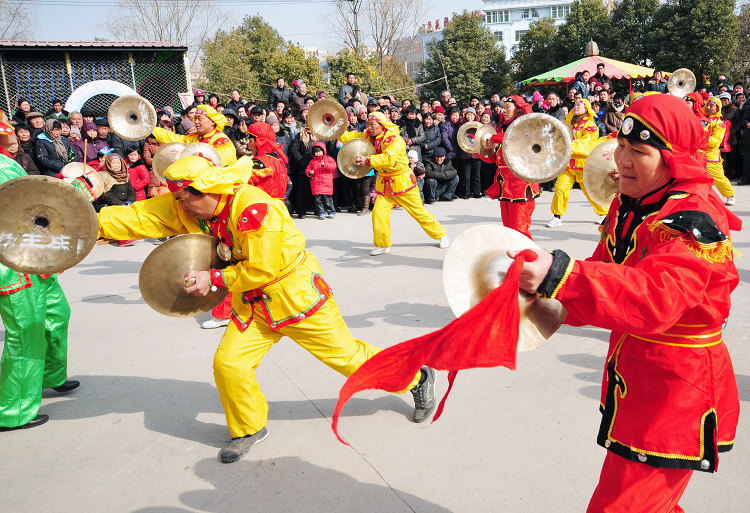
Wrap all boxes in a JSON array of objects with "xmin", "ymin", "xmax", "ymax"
[
  {"xmin": 645, "ymin": 71, "xmax": 668, "ymax": 93},
  {"xmin": 338, "ymin": 72, "xmax": 357, "ymax": 105},
  {"xmin": 423, "ymin": 147, "xmax": 458, "ymax": 203},
  {"xmin": 545, "ymin": 92, "xmax": 567, "ymax": 122},
  {"xmin": 421, "ymin": 113, "xmax": 441, "ymax": 161},
  {"xmin": 226, "ymin": 89, "xmax": 246, "ymax": 113},
  {"xmin": 34, "ymin": 119, "xmax": 76, "ymax": 176},
  {"xmin": 268, "ymin": 78, "xmax": 293, "ymax": 111}
]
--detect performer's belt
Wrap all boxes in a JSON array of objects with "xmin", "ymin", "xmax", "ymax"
[
  {"xmin": 242, "ymin": 251, "xmax": 308, "ymax": 304},
  {"xmin": 628, "ymin": 323, "xmax": 723, "ymax": 347}
]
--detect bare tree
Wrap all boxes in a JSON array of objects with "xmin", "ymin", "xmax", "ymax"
[
  {"xmin": 329, "ymin": 0, "xmax": 426, "ymax": 73},
  {"xmin": 107, "ymin": 0, "xmax": 229, "ymax": 68},
  {"xmin": 0, "ymin": 1, "xmax": 37, "ymax": 40}
]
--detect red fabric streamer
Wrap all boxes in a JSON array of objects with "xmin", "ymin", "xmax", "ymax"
[{"xmin": 332, "ymin": 248, "xmax": 539, "ymax": 444}]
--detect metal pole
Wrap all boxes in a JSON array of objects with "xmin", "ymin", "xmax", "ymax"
[{"xmin": 0, "ymin": 52, "xmax": 11, "ymax": 116}]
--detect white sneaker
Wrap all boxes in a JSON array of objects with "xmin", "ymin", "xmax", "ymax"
[
  {"xmin": 202, "ymin": 316, "xmax": 230, "ymax": 329},
  {"xmin": 546, "ymin": 216, "xmax": 562, "ymax": 228},
  {"xmin": 438, "ymin": 236, "xmax": 450, "ymax": 249},
  {"xmin": 597, "ymin": 215, "xmax": 607, "ymax": 224},
  {"xmin": 725, "ymin": 196, "xmax": 736, "ymax": 206},
  {"xmin": 370, "ymin": 246, "xmax": 391, "ymax": 256}
]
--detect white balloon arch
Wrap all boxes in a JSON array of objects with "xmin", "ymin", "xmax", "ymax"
[{"xmin": 64, "ymin": 80, "xmax": 138, "ymax": 113}]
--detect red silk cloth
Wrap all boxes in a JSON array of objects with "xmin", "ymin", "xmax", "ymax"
[{"xmin": 332, "ymin": 248, "xmax": 539, "ymax": 444}]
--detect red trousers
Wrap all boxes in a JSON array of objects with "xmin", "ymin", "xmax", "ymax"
[
  {"xmin": 500, "ymin": 200, "xmax": 534, "ymax": 240},
  {"xmin": 212, "ymin": 292, "xmax": 232, "ymax": 320},
  {"xmin": 587, "ymin": 452, "xmax": 693, "ymax": 513}
]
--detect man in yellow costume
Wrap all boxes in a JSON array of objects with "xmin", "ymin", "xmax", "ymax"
[
  {"xmin": 546, "ymin": 99, "xmax": 609, "ymax": 228},
  {"xmin": 703, "ymin": 96, "xmax": 736, "ymax": 206},
  {"xmin": 152, "ymin": 105, "xmax": 236, "ymax": 166},
  {"xmin": 97, "ymin": 156, "xmax": 436, "ymax": 463},
  {"xmin": 339, "ymin": 111, "xmax": 449, "ymax": 255}
]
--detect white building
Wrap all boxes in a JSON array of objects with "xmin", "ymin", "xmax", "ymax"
[{"xmin": 482, "ymin": 0, "xmax": 573, "ymax": 59}]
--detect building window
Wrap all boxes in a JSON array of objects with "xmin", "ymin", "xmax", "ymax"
[
  {"xmin": 551, "ymin": 5, "xmax": 570, "ymax": 18},
  {"xmin": 494, "ymin": 31, "xmax": 503, "ymax": 42},
  {"xmin": 485, "ymin": 9, "xmax": 509, "ymax": 23},
  {"xmin": 515, "ymin": 30, "xmax": 527, "ymax": 42},
  {"xmin": 531, "ymin": 9, "xmax": 539, "ymax": 17},
  {"xmin": 522, "ymin": 9, "xmax": 529, "ymax": 18}
]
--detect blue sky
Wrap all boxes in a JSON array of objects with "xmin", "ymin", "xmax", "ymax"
[{"xmin": 26, "ymin": 0, "xmax": 484, "ymax": 54}]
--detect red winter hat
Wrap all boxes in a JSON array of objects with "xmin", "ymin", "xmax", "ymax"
[{"xmin": 433, "ymin": 105, "xmax": 445, "ymax": 114}]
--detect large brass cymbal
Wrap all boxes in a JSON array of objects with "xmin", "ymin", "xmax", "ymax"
[
  {"xmin": 108, "ymin": 95, "xmax": 157, "ymax": 141},
  {"xmin": 457, "ymin": 122, "xmax": 497, "ymax": 161},
  {"xmin": 60, "ymin": 162, "xmax": 104, "ymax": 199},
  {"xmin": 138, "ymin": 234, "xmax": 229, "ymax": 317},
  {"xmin": 667, "ymin": 68, "xmax": 696, "ymax": 98},
  {"xmin": 307, "ymin": 99, "xmax": 348, "ymax": 141},
  {"xmin": 337, "ymin": 138, "xmax": 376, "ymax": 179},
  {"xmin": 152, "ymin": 142, "xmax": 187, "ymax": 184},
  {"xmin": 501, "ymin": 113, "xmax": 572, "ymax": 183},
  {"xmin": 181, "ymin": 142, "xmax": 224, "ymax": 167},
  {"xmin": 442, "ymin": 225, "xmax": 567, "ymax": 352},
  {"xmin": 0, "ymin": 175, "xmax": 98, "ymax": 274},
  {"xmin": 583, "ymin": 138, "xmax": 619, "ymax": 209}
]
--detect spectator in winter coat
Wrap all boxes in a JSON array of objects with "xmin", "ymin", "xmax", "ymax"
[
  {"xmin": 572, "ymin": 71, "xmax": 590, "ymax": 99},
  {"xmin": 6, "ymin": 134, "xmax": 39, "ymax": 175},
  {"xmin": 306, "ymin": 141, "xmax": 337, "ymax": 219},
  {"xmin": 421, "ymin": 113, "xmax": 442, "ymax": 161},
  {"xmin": 226, "ymin": 89, "xmax": 246, "ymax": 113},
  {"xmin": 440, "ymin": 107, "xmax": 461, "ymax": 161},
  {"xmin": 400, "ymin": 105, "xmax": 425, "ymax": 160},
  {"xmin": 94, "ymin": 153, "xmax": 136, "ymax": 212},
  {"xmin": 545, "ymin": 92, "xmax": 567, "ymax": 122},
  {"xmin": 268, "ymin": 79, "xmax": 293, "ymax": 111},
  {"xmin": 603, "ymin": 93, "xmax": 626, "ymax": 134},
  {"xmin": 125, "ymin": 149, "xmax": 150, "ymax": 201},
  {"xmin": 423, "ymin": 147, "xmax": 458, "ymax": 203},
  {"xmin": 72, "ymin": 121, "xmax": 108, "ymax": 164},
  {"xmin": 15, "ymin": 124, "xmax": 34, "ymax": 158},
  {"xmin": 34, "ymin": 119, "xmax": 76, "ymax": 176},
  {"xmin": 645, "ymin": 71, "xmax": 668, "ymax": 93},
  {"xmin": 44, "ymin": 99, "xmax": 69, "ymax": 121},
  {"xmin": 338, "ymin": 72, "xmax": 358, "ymax": 105}
]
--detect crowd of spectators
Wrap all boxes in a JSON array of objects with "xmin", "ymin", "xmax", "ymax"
[{"xmin": 6, "ymin": 67, "xmax": 746, "ymax": 227}]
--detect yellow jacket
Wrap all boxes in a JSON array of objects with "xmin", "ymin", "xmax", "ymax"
[
  {"xmin": 152, "ymin": 126, "xmax": 237, "ymax": 166},
  {"xmin": 568, "ymin": 117, "xmax": 599, "ymax": 170},
  {"xmin": 705, "ymin": 115, "xmax": 726, "ymax": 162},
  {"xmin": 98, "ymin": 185, "xmax": 331, "ymax": 330},
  {"xmin": 339, "ymin": 129, "xmax": 416, "ymax": 195}
]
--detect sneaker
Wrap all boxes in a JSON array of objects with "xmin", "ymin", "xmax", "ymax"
[
  {"xmin": 725, "ymin": 196, "xmax": 736, "ymax": 206},
  {"xmin": 328, "ymin": 212, "xmax": 336, "ymax": 219},
  {"xmin": 596, "ymin": 215, "xmax": 607, "ymax": 224},
  {"xmin": 117, "ymin": 240, "xmax": 136, "ymax": 247},
  {"xmin": 151, "ymin": 237, "xmax": 168, "ymax": 245},
  {"xmin": 410, "ymin": 367, "xmax": 436, "ymax": 423},
  {"xmin": 201, "ymin": 316, "xmax": 230, "ymax": 329},
  {"xmin": 370, "ymin": 246, "xmax": 391, "ymax": 256},
  {"xmin": 438, "ymin": 236, "xmax": 450, "ymax": 249},
  {"xmin": 219, "ymin": 427, "xmax": 269, "ymax": 463},
  {"xmin": 546, "ymin": 216, "xmax": 562, "ymax": 228}
]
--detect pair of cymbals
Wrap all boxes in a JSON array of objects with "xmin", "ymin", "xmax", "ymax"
[
  {"xmin": 337, "ymin": 138, "xmax": 376, "ymax": 179},
  {"xmin": 139, "ymin": 234, "xmax": 228, "ymax": 317},
  {"xmin": 152, "ymin": 142, "xmax": 223, "ymax": 184},
  {"xmin": 456, "ymin": 121, "xmax": 497, "ymax": 160},
  {"xmin": 307, "ymin": 99, "xmax": 349, "ymax": 141},
  {"xmin": 0, "ymin": 175, "xmax": 98, "ymax": 274},
  {"xmin": 60, "ymin": 162, "xmax": 105, "ymax": 199},
  {"xmin": 108, "ymin": 95, "xmax": 158, "ymax": 141},
  {"xmin": 442, "ymin": 225, "xmax": 567, "ymax": 352},
  {"xmin": 502, "ymin": 113, "xmax": 572, "ymax": 183},
  {"xmin": 582, "ymin": 138, "xmax": 619, "ymax": 208}
]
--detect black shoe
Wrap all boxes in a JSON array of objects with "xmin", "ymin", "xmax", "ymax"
[
  {"xmin": 51, "ymin": 380, "xmax": 80, "ymax": 393},
  {"xmin": 0, "ymin": 414, "xmax": 49, "ymax": 432},
  {"xmin": 473, "ymin": 193, "xmax": 482, "ymax": 198},
  {"xmin": 425, "ymin": 199, "xmax": 435, "ymax": 204},
  {"xmin": 737, "ymin": 180, "xmax": 750, "ymax": 186},
  {"xmin": 297, "ymin": 213, "xmax": 306, "ymax": 219},
  {"xmin": 461, "ymin": 194, "xmax": 471, "ymax": 199},
  {"xmin": 219, "ymin": 427, "xmax": 269, "ymax": 463},
  {"xmin": 410, "ymin": 367, "xmax": 436, "ymax": 423}
]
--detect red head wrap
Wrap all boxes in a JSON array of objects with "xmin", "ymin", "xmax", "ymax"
[
  {"xmin": 247, "ymin": 122, "xmax": 288, "ymax": 164},
  {"xmin": 621, "ymin": 94, "xmax": 741, "ymax": 230},
  {"xmin": 506, "ymin": 95, "xmax": 532, "ymax": 115}
]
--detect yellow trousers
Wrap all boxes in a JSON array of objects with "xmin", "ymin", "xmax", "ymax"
[
  {"xmin": 213, "ymin": 296, "xmax": 420, "ymax": 438},
  {"xmin": 551, "ymin": 167, "xmax": 608, "ymax": 217},
  {"xmin": 706, "ymin": 161, "xmax": 735, "ymax": 198},
  {"xmin": 372, "ymin": 186, "xmax": 447, "ymax": 248}
]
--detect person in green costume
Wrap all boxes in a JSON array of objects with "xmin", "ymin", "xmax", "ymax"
[{"xmin": 0, "ymin": 131, "xmax": 79, "ymax": 432}]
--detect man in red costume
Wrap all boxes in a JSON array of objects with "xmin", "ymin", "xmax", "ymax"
[
  {"xmin": 515, "ymin": 94, "xmax": 740, "ymax": 512},
  {"xmin": 482, "ymin": 95, "xmax": 540, "ymax": 239}
]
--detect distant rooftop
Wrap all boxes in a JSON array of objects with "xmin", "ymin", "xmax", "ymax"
[{"xmin": 0, "ymin": 40, "xmax": 187, "ymax": 51}]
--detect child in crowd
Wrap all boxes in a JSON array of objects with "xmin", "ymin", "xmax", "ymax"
[
  {"xmin": 305, "ymin": 141, "xmax": 337, "ymax": 219},
  {"xmin": 126, "ymin": 148, "xmax": 150, "ymax": 201}
]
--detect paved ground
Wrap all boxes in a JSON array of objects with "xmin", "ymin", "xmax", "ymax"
[{"xmin": 2, "ymin": 186, "xmax": 749, "ymax": 513}]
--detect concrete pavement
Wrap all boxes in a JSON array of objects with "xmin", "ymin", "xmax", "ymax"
[{"xmin": 1, "ymin": 186, "xmax": 749, "ymax": 513}]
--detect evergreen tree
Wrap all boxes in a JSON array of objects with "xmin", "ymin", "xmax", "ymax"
[
  {"xmin": 608, "ymin": 0, "xmax": 659, "ymax": 66},
  {"xmin": 511, "ymin": 17, "xmax": 560, "ymax": 83},
  {"xmin": 419, "ymin": 11, "xmax": 512, "ymax": 102},
  {"xmin": 551, "ymin": 0, "xmax": 612, "ymax": 63}
]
